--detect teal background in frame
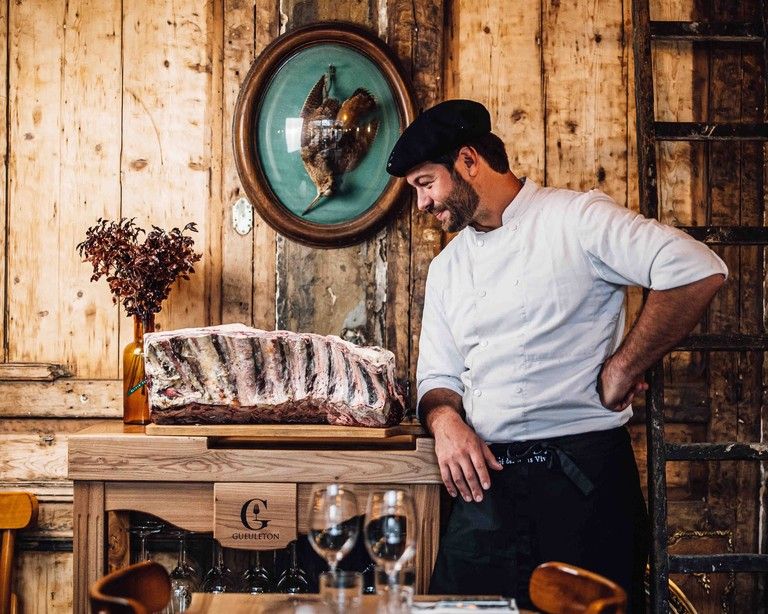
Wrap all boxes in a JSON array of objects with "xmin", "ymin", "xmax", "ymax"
[{"xmin": 255, "ymin": 44, "xmax": 399, "ymax": 225}]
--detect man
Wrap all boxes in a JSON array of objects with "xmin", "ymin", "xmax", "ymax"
[{"xmin": 386, "ymin": 99, "xmax": 727, "ymax": 611}]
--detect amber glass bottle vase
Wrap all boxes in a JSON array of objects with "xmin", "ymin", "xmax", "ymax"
[{"xmin": 123, "ymin": 314, "xmax": 155, "ymax": 425}]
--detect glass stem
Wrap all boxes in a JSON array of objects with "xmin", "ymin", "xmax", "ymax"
[{"xmin": 216, "ymin": 542, "xmax": 225, "ymax": 569}]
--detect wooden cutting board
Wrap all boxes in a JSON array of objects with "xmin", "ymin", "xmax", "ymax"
[{"xmin": 144, "ymin": 422, "xmax": 425, "ymax": 441}]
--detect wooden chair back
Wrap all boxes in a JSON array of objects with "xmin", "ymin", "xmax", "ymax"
[
  {"xmin": 89, "ymin": 561, "xmax": 171, "ymax": 614},
  {"xmin": 0, "ymin": 492, "xmax": 38, "ymax": 614},
  {"xmin": 529, "ymin": 561, "xmax": 628, "ymax": 614}
]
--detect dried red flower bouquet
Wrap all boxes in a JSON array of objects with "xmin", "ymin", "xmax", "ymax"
[{"xmin": 76, "ymin": 218, "xmax": 202, "ymax": 320}]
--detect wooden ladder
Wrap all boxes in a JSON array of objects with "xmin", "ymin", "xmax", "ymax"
[{"xmin": 632, "ymin": 0, "xmax": 768, "ymax": 611}]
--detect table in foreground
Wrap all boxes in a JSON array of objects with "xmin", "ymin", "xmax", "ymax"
[
  {"xmin": 183, "ymin": 594, "xmax": 530, "ymax": 614},
  {"xmin": 68, "ymin": 421, "xmax": 442, "ymax": 613}
]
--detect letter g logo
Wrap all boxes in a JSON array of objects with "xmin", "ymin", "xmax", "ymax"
[{"xmin": 240, "ymin": 498, "xmax": 271, "ymax": 530}]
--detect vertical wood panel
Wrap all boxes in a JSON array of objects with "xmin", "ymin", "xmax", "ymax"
[
  {"xmin": 316, "ymin": 0, "xmax": 374, "ymax": 23},
  {"xmin": 0, "ymin": 0, "xmax": 6, "ymax": 361},
  {"xmin": 652, "ymin": 21, "xmax": 699, "ymax": 227},
  {"xmin": 384, "ymin": 212, "xmax": 410, "ymax": 386},
  {"xmin": 60, "ymin": 0, "xmax": 123, "ymax": 377},
  {"xmin": 121, "ymin": 0, "xmax": 213, "ymax": 342},
  {"xmin": 7, "ymin": 1, "xmax": 64, "ymax": 363},
  {"xmin": 624, "ymin": 0, "xmax": 642, "ymax": 326},
  {"xmin": 652, "ymin": 30, "xmax": 699, "ymax": 227},
  {"xmin": 207, "ymin": 0, "xmax": 224, "ymax": 326},
  {"xmin": 625, "ymin": 0, "xmax": 637, "ymax": 214},
  {"xmin": 251, "ymin": 3, "xmax": 280, "ymax": 329},
  {"xmin": 277, "ymin": 236, "xmax": 385, "ymax": 343},
  {"xmin": 706, "ymin": 15, "xmax": 749, "ymax": 592},
  {"xmin": 388, "ymin": 0, "xmax": 444, "ymax": 405},
  {"xmin": 14, "ymin": 552, "xmax": 72, "ymax": 613},
  {"xmin": 446, "ymin": 0, "xmax": 544, "ymax": 182},
  {"xmin": 73, "ymin": 481, "xmax": 105, "ymax": 614},
  {"xmin": 543, "ymin": 0, "xmax": 627, "ymax": 201},
  {"xmin": 221, "ymin": 0, "xmax": 279, "ymax": 330},
  {"xmin": 710, "ymin": 4, "xmax": 763, "ymax": 611},
  {"xmin": 220, "ymin": 0, "xmax": 255, "ymax": 326},
  {"xmin": 735, "ymin": 46, "xmax": 765, "ymax": 603},
  {"xmin": 379, "ymin": 0, "xmax": 410, "ymax": 389},
  {"xmin": 281, "ymin": 0, "xmax": 376, "ymax": 25},
  {"xmin": 8, "ymin": 0, "xmax": 122, "ymax": 376}
]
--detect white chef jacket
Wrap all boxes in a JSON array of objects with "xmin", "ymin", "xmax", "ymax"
[{"xmin": 416, "ymin": 179, "xmax": 728, "ymax": 442}]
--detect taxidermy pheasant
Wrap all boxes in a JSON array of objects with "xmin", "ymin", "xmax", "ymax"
[{"xmin": 300, "ymin": 70, "xmax": 379, "ymax": 215}]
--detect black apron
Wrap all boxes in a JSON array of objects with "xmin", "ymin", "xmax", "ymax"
[{"xmin": 429, "ymin": 426, "xmax": 649, "ymax": 613}]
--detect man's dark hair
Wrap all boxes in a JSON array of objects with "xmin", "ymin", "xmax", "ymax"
[{"xmin": 430, "ymin": 131, "xmax": 510, "ymax": 174}]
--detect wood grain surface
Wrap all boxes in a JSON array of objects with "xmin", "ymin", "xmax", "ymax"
[
  {"xmin": 214, "ymin": 482, "xmax": 297, "ymax": 550},
  {"xmin": 184, "ymin": 594, "xmax": 527, "ymax": 614},
  {"xmin": 69, "ymin": 425, "xmax": 441, "ymax": 483},
  {"xmin": 144, "ymin": 423, "xmax": 418, "ymax": 439}
]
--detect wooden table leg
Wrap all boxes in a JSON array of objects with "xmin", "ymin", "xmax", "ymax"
[
  {"xmin": 73, "ymin": 481, "xmax": 105, "ymax": 613},
  {"xmin": 413, "ymin": 484, "xmax": 441, "ymax": 593}
]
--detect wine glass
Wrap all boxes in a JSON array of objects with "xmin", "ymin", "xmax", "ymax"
[
  {"xmin": 308, "ymin": 484, "xmax": 359, "ymax": 574},
  {"xmin": 240, "ymin": 550, "xmax": 273, "ymax": 593},
  {"xmin": 201, "ymin": 539, "xmax": 236, "ymax": 593},
  {"xmin": 127, "ymin": 517, "xmax": 164, "ymax": 563},
  {"xmin": 276, "ymin": 540, "xmax": 311, "ymax": 594},
  {"xmin": 180, "ymin": 531, "xmax": 203, "ymax": 587},
  {"xmin": 364, "ymin": 490, "xmax": 417, "ymax": 586},
  {"xmin": 166, "ymin": 529, "xmax": 199, "ymax": 612},
  {"xmin": 362, "ymin": 561, "xmax": 378, "ymax": 595}
]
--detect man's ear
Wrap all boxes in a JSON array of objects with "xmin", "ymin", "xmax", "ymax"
[{"xmin": 458, "ymin": 146, "xmax": 479, "ymax": 177}]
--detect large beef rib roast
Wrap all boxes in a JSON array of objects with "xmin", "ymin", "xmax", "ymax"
[{"xmin": 144, "ymin": 324, "xmax": 405, "ymax": 426}]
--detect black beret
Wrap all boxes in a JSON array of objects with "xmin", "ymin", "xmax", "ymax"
[{"xmin": 386, "ymin": 99, "xmax": 491, "ymax": 177}]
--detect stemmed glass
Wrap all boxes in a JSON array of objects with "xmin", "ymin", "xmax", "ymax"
[
  {"xmin": 181, "ymin": 531, "xmax": 203, "ymax": 587},
  {"xmin": 240, "ymin": 550, "xmax": 273, "ymax": 593},
  {"xmin": 127, "ymin": 517, "xmax": 164, "ymax": 563},
  {"xmin": 364, "ymin": 489, "xmax": 417, "ymax": 612},
  {"xmin": 165, "ymin": 529, "xmax": 199, "ymax": 612},
  {"xmin": 307, "ymin": 484, "xmax": 359, "ymax": 575},
  {"xmin": 276, "ymin": 540, "xmax": 311, "ymax": 594},
  {"xmin": 201, "ymin": 539, "xmax": 236, "ymax": 593},
  {"xmin": 362, "ymin": 561, "xmax": 378, "ymax": 594}
]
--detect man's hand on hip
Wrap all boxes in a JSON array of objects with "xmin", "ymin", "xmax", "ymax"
[
  {"xmin": 597, "ymin": 356, "xmax": 648, "ymax": 411},
  {"xmin": 430, "ymin": 409, "xmax": 503, "ymax": 503},
  {"xmin": 597, "ymin": 274, "xmax": 725, "ymax": 412}
]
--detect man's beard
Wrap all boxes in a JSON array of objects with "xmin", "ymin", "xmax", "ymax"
[{"xmin": 434, "ymin": 169, "xmax": 480, "ymax": 232}]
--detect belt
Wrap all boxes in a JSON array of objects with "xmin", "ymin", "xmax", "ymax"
[{"xmin": 488, "ymin": 440, "xmax": 596, "ymax": 497}]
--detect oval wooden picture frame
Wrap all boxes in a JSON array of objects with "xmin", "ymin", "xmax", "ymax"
[{"xmin": 233, "ymin": 22, "xmax": 416, "ymax": 248}]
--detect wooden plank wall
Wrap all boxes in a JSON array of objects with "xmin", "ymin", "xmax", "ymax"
[{"xmin": 0, "ymin": 0, "xmax": 763, "ymax": 611}]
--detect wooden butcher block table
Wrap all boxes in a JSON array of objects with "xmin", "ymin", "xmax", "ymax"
[{"xmin": 68, "ymin": 421, "xmax": 440, "ymax": 613}]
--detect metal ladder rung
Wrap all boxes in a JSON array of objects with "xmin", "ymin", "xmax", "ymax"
[
  {"xmin": 675, "ymin": 333, "xmax": 768, "ymax": 351},
  {"xmin": 666, "ymin": 442, "xmax": 768, "ymax": 461},
  {"xmin": 669, "ymin": 554, "xmax": 768, "ymax": 573},
  {"xmin": 677, "ymin": 226, "xmax": 768, "ymax": 245},
  {"xmin": 651, "ymin": 21, "xmax": 764, "ymax": 42},
  {"xmin": 655, "ymin": 121, "xmax": 768, "ymax": 141}
]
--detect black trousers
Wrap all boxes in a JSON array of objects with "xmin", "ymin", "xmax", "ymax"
[{"xmin": 429, "ymin": 427, "xmax": 649, "ymax": 613}]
